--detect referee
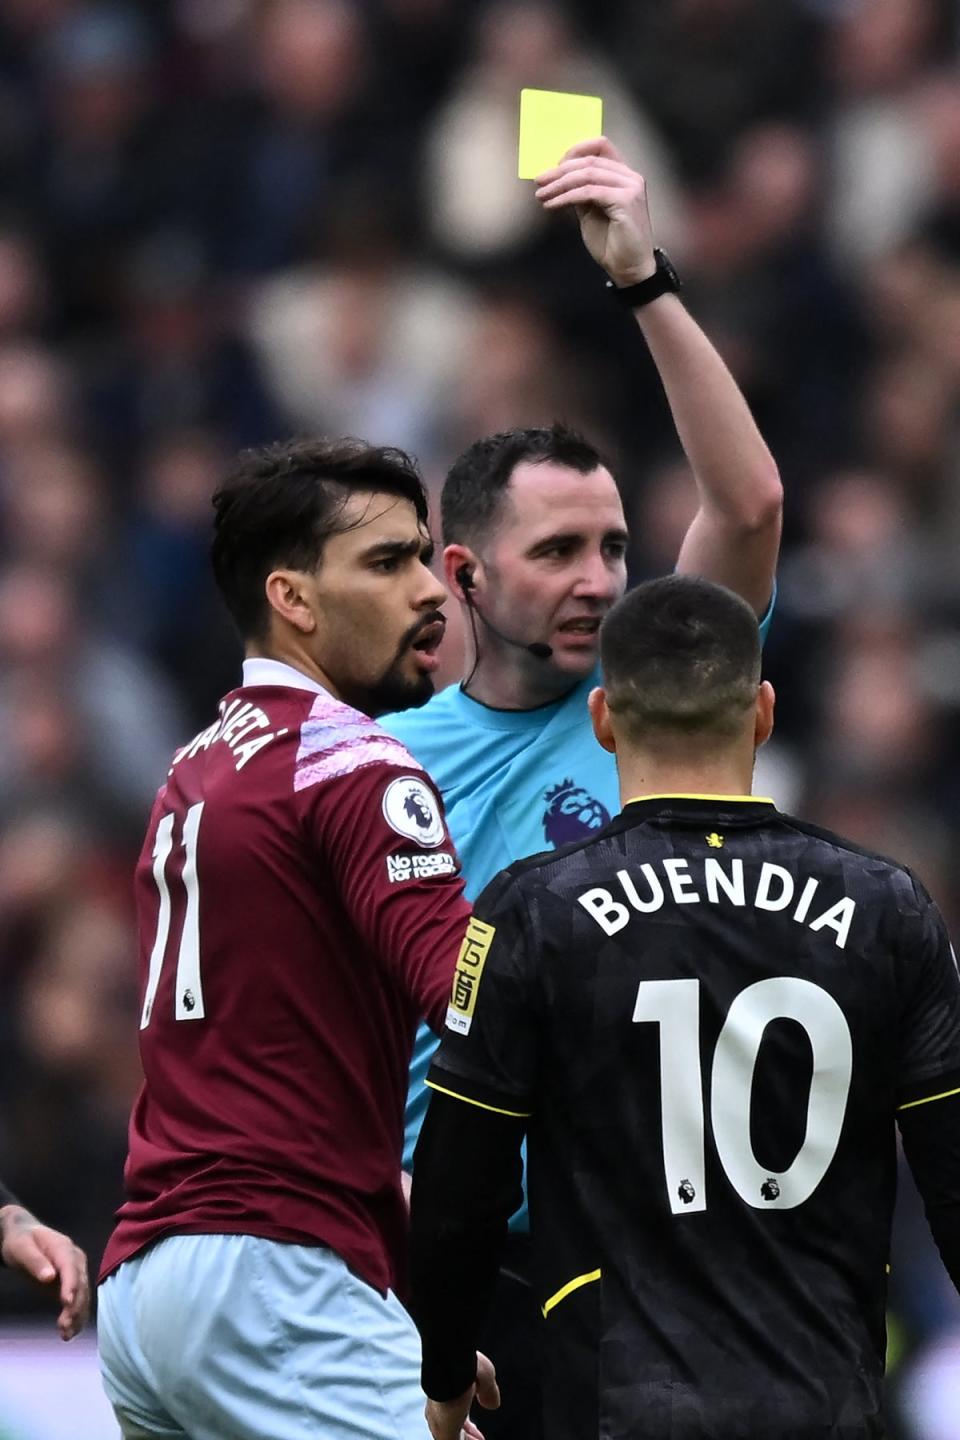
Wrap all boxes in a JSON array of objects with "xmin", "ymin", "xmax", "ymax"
[{"xmin": 410, "ymin": 575, "xmax": 960, "ymax": 1440}]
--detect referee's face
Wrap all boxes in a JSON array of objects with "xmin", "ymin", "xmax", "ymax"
[{"xmin": 482, "ymin": 461, "xmax": 628, "ymax": 680}]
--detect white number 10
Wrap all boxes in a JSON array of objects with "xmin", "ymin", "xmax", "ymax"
[
  {"xmin": 633, "ymin": 976, "xmax": 852, "ymax": 1214},
  {"xmin": 140, "ymin": 803, "xmax": 206, "ymax": 1029}
]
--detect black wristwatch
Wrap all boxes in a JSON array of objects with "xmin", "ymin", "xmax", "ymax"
[{"xmin": 606, "ymin": 248, "xmax": 681, "ymax": 309}]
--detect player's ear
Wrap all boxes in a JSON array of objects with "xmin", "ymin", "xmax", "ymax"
[
  {"xmin": 264, "ymin": 569, "xmax": 317, "ymax": 635},
  {"xmin": 754, "ymin": 680, "xmax": 775, "ymax": 750},
  {"xmin": 589, "ymin": 686, "xmax": 617, "ymax": 753},
  {"xmin": 444, "ymin": 544, "xmax": 480, "ymax": 601}
]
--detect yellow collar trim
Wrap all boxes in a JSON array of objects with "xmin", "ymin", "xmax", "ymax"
[{"xmin": 625, "ymin": 793, "xmax": 775, "ymax": 805}]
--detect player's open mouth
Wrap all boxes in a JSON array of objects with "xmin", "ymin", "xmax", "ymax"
[{"xmin": 410, "ymin": 620, "xmax": 446, "ymax": 671}]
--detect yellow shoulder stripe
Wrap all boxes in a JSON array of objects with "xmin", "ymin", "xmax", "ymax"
[
  {"xmin": 425, "ymin": 1079, "xmax": 531, "ymax": 1119},
  {"xmin": 898, "ymin": 1084, "xmax": 960, "ymax": 1112},
  {"xmin": 541, "ymin": 1268, "xmax": 602, "ymax": 1318}
]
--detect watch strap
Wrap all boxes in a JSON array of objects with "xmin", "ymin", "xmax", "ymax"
[{"xmin": 606, "ymin": 248, "xmax": 680, "ymax": 309}]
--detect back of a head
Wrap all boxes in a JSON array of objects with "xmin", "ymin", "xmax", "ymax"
[
  {"xmin": 440, "ymin": 422, "xmax": 604, "ymax": 547},
  {"xmin": 600, "ymin": 575, "xmax": 761, "ymax": 747},
  {"xmin": 210, "ymin": 436, "xmax": 428, "ymax": 642}
]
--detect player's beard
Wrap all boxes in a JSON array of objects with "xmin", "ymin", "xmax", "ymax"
[
  {"xmin": 361, "ymin": 661, "xmax": 434, "ymax": 717},
  {"xmin": 347, "ymin": 613, "xmax": 444, "ymax": 717}
]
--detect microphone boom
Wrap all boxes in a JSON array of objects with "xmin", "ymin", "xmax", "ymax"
[{"xmin": 460, "ymin": 581, "xmax": 553, "ymax": 660}]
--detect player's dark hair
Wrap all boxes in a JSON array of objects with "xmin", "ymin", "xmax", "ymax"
[
  {"xmin": 441, "ymin": 423, "xmax": 606, "ymax": 546},
  {"xmin": 211, "ymin": 436, "xmax": 428, "ymax": 640},
  {"xmin": 600, "ymin": 575, "xmax": 761, "ymax": 743}
]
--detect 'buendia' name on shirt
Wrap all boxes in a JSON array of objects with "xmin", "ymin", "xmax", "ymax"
[{"xmin": 578, "ymin": 858, "xmax": 856, "ymax": 950}]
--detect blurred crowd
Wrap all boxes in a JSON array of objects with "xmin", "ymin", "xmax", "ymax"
[{"xmin": 0, "ymin": 0, "xmax": 959, "ymax": 1431}]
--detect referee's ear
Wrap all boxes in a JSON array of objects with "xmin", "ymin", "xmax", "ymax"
[{"xmin": 589, "ymin": 686, "xmax": 617, "ymax": 754}]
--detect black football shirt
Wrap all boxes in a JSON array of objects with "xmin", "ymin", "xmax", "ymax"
[{"xmin": 422, "ymin": 795, "xmax": 960, "ymax": 1439}]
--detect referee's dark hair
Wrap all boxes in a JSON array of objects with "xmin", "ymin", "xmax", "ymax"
[
  {"xmin": 211, "ymin": 436, "xmax": 428, "ymax": 642},
  {"xmin": 441, "ymin": 423, "xmax": 606, "ymax": 546},
  {"xmin": 600, "ymin": 575, "xmax": 762, "ymax": 743}
]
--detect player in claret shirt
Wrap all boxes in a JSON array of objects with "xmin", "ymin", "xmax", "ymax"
[
  {"xmin": 97, "ymin": 438, "xmax": 475, "ymax": 1440},
  {"xmin": 411, "ymin": 575, "xmax": 960, "ymax": 1440}
]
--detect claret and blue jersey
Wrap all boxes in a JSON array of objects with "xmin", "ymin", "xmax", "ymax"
[{"xmin": 102, "ymin": 660, "xmax": 471, "ymax": 1297}]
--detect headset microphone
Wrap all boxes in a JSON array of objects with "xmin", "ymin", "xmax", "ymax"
[{"xmin": 456, "ymin": 566, "xmax": 553, "ymax": 661}]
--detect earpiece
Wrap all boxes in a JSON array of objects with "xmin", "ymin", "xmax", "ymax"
[{"xmin": 455, "ymin": 560, "xmax": 554, "ymax": 663}]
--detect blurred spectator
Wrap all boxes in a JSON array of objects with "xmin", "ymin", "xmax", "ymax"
[
  {"xmin": 818, "ymin": 610, "xmax": 941, "ymax": 794},
  {"xmin": 423, "ymin": 1, "xmax": 684, "ymax": 265},
  {"xmin": 0, "ymin": 805, "xmax": 135, "ymax": 1319},
  {"xmin": 28, "ymin": 5, "xmax": 176, "ymax": 331},
  {"xmin": 0, "ymin": 343, "xmax": 74, "ymax": 450},
  {"xmin": 0, "ymin": 227, "xmax": 48, "ymax": 339},
  {"xmin": 85, "ymin": 226, "xmax": 285, "ymax": 469},
  {"xmin": 779, "ymin": 468, "xmax": 925, "ymax": 621},
  {"xmin": 681, "ymin": 121, "xmax": 868, "ymax": 472},
  {"xmin": 6, "ymin": 889, "xmax": 138, "ymax": 1308},
  {"xmin": 825, "ymin": 0, "xmax": 952, "ymax": 266},
  {"xmin": 0, "ymin": 560, "xmax": 184, "ymax": 828},
  {"xmin": 597, "ymin": 0, "xmax": 825, "ymax": 179},
  {"xmin": 211, "ymin": 0, "xmax": 382, "ymax": 274},
  {"xmin": 1, "ymin": 439, "xmax": 108, "ymax": 579},
  {"xmin": 913, "ymin": 73, "xmax": 960, "ymax": 260},
  {"xmin": 111, "ymin": 427, "xmax": 240, "ymax": 720},
  {"xmin": 627, "ymin": 458, "xmax": 700, "ymax": 579},
  {"xmin": 859, "ymin": 354, "xmax": 953, "ymax": 505},
  {"xmin": 248, "ymin": 229, "xmax": 479, "ymax": 462},
  {"xmin": 370, "ymin": 0, "xmax": 473, "ymax": 135},
  {"xmin": 438, "ymin": 291, "xmax": 598, "ymax": 455},
  {"xmin": 0, "ymin": 811, "xmax": 90, "ymax": 971}
]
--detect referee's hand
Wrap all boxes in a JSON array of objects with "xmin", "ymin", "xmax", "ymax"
[
  {"xmin": 425, "ymin": 1352, "xmax": 500, "ymax": 1440},
  {"xmin": 534, "ymin": 136, "xmax": 658, "ymax": 289}
]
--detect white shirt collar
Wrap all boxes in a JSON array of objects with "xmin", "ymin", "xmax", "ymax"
[{"xmin": 241, "ymin": 657, "xmax": 331, "ymax": 698}]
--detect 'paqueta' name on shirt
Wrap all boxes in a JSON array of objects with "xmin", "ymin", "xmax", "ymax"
[
  {"xmin": 579, "ymin": 858, "xmax": 855, "ymax": 950},
  {"xmin": 170, "ymin": 698, "xmax": 288, "ymax": 774}
]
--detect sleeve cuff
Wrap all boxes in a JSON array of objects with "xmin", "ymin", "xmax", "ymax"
[{"xmin": 421, "ymin": 1349, "xmax": 478, "ymax": 1404}]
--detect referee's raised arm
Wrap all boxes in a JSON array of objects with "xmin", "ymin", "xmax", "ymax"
[{"xmin": 535, "ymin": 136, "xmax": 782, "ymax": 623}]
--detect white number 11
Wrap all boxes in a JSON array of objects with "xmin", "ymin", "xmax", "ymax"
[
  {"xmin": 140, "ymin": 803, "xmax": 206, "ymax": 1029},
  {"xmin": 633, "ymin": 976, "xmax": 853, "ymax": 1213}
]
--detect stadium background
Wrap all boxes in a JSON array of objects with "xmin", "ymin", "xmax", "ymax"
[{"xmin": 0, "ymin": 0, "xmax": 958, "ymax": 1434}]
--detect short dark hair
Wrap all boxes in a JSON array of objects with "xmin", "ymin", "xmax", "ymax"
[
  {"xmin": 441, "ymin": 423, "xmax": 606, "ymax": 547},
  {"xmin": 211, "ymin": 437, "xmax": 428, "ymax": 640},
  {"xmin": 600, "ymin": 575, "xmax": 761, "ymax": 743}
]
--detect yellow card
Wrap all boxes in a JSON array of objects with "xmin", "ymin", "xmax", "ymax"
[{"xmin": 518, "ymin": 88, "xmax": 603, "ymax": 180}]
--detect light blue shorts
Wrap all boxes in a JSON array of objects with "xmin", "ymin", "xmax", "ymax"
[{"xmin": 97, "ymin": 1234, "xmax": 432, "ymax": 1440}]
